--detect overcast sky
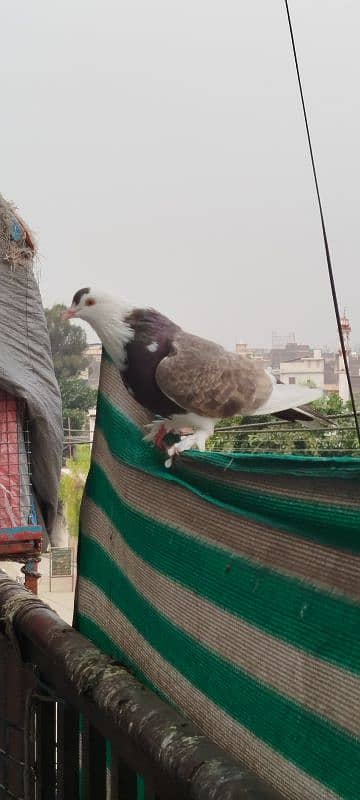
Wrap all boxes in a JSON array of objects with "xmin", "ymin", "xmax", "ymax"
[{"xmin": 2, "ymin": 0, "xmax": 359, "ymax": 350}]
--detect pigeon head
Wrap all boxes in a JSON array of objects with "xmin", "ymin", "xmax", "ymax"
[
  {"xmin": 64, "ymin": 287, "xmax": 128, "ymax": 321},
  {"xmin": 63, "ymin": 288, "xmax": 135, "ymax": 367},
  {"xmin": 63, "ymin": 287, "xmax": 97, "ymax": 320}
]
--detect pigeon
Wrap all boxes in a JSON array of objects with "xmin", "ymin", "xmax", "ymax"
[{"xmin": 64, "ymin": 289, "xmax": 323, "ymax": 465}]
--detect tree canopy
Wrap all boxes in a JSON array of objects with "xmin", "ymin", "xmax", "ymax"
[
  {"xmin": 60, "ymin": 377, "xmax": 97, "ymax": 430},
  {"xmin": 45, "ymin": 304, "xmax": 88, "ymax": 381},
  {"xmin": 45, "ymin": 304, "xmax": 97, "ymax": 429}
]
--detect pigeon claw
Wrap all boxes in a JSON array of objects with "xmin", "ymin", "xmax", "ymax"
[
  {"xmin": 164, "ymin": 429, "xmax": 208, "ymax": 467},
  {"xmin": 164, "ymin": 449, "xmax": 180, "ymax": 469},
  {"xmin": 154, "ymin": 423, "xmax": 167, "ymax": 450},
  {"xmin": 143, "ymin": 419, "xmax": 170, "ymax": 447}
]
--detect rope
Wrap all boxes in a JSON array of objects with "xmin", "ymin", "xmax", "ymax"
[{"xmin": 284, "ymin": 1, "xmax": 360, "ymax": 446}]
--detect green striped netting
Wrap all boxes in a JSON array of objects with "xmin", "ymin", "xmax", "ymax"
[
  {"xmin": 75, "ymin": 385, "xmax": 360, "ymax": 800},
  {"xmin": 97, "ymin": 390, "xmax": 360, "ymax": 480},
  {"xmin": 78, "ymin": 534, "xmax": 360, "ymax": 798},
  {"xmin": 96, "ymin": 392, "xmax": 360, "ymax": 551},
  {"xmin": 85, "ymin": 462, "xmax": 360, "ymax": 673}
]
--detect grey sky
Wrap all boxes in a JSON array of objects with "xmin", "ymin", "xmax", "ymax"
[{"xmin": 2, "ymin": 0, "xmax": 359, "ymax": 350}]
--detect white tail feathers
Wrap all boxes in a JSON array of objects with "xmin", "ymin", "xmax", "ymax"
[
  {"xmin": 291, "ymin": 406, "xmax": 334, "ymax": 428},
  {"xmin": 250, "ymin": 384, "xmax": 323, "ymax": 417}
]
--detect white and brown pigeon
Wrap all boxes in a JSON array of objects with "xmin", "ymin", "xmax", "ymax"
[{"xmin": 64, "ymin": 289, "xmax": 324, "ymax": 466}]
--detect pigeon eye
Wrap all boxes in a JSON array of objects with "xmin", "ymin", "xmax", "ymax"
[{"xmin": 85, "ymin": 298, "xmax": 95, "ymax": 307}]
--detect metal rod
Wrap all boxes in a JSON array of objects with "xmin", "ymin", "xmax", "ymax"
[{"xmin": 284, "ymin": 0, "xmax": 360, "ymax": 446}]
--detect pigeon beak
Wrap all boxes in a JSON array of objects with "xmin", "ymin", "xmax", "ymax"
[{"xmin": 62, "ymin": 308, "xmax": 77, "ymax": 320}]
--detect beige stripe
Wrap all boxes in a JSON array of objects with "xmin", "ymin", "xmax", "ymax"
[
  {"xmin": 77, "ymin": 577, "xmax": 340, "ymax": 800},
  {"xmin": 82, "ymin": 497, "xmax": 360, "ymax": 739},
  {"xmin": 182, "ymin": 459, "xmax": 359, "ymax": 509},
  {"xmin": 92, "ymin": 427, "xmax": 360, "ymax": 602},
  {"xmin": 100, "ymin": 357, "xmax": 150, "ymax": 426}
]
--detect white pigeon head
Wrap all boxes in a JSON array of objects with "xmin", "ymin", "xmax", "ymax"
[
  {"xmin": 63, "ymin": 287, "xmax": 134, "ymax": 367},
  {"xmin": 63, "ymin": 287, "xmax": 114, "ymax": 321}
]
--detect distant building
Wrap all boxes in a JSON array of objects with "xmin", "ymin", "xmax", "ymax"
[
  {"xmin": 279, "ymin": 348, "xmax": 360, "ymax": 398},
  {"xmin": 236, "ymin": 312, "xmax": 360, "ymax": 401},
  {"xmin": 81, "ymin": 342, "xmax": 102, "ymax": 389},
  {"xmin": 271, "ymin": 343, "xmax": 313, "ymax": 374},
  {"xmin": 235, "ymin": 342, "xmax": 271, "ymax": 371},
  {"xmin": 235, "ymin": 342, "xmax": 247, "ymax": 357},
  {"xmin": 334, "ymin": 310, "xmax": 360, "ymax": 400},
  {"xmin": 269, "ymin": 331, "xmax": 313, "ymax": 374},
  {"xmin": 279, "ymin": 349, "xmax": 325, "ymax": 389},
  {"xmin": 324, "ymin": 353, "xmax": 337, "ymax": 391},
  {"xmin": 337, "ymin": 352, "xmax": 360, "ymax": 402}
]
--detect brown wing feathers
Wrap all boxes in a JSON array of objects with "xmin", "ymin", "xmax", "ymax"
[{"xmin": 155, "ymin": 331, "xmax": 273, "ymax": 418}]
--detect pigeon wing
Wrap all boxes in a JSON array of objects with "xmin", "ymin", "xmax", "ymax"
[{"xmin": 155, "ymin": 330, "xmax": 272, "ymax": 418}]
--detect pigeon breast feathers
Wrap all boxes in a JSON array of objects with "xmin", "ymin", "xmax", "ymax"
[{"xmin": 155, "ymin": 331, "xmax": 273, "ymax": 418}]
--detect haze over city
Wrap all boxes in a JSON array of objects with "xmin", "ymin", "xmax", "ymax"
[{"xmin": 2, "ymin": 0, "xmax": 360, "ymax": 350}]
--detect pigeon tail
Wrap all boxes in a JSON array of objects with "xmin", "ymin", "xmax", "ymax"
[
  {"xmin": 274, "ymin": 404, "xmax": 336, "ymax": 428},
  {"xmin": 250, "ymin": 383, "xmax": 323, "ymax": 417}
]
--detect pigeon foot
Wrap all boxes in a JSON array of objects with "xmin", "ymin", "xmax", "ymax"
[
  {"xmin": 143, "ymin": 419, "xmax": 172, "ymax": 447},
  {"xmin": 164, "ymin": 429, "xmax": 208, "ymax": 468}
]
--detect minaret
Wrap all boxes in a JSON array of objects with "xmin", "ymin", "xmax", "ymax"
[{"xmin": 337, "ymin": 310, "xmax": 352, "ymax": 402}]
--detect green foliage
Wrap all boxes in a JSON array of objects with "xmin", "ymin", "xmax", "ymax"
[
  {"xmin": 45, "ymin": 304, "xmax": 97, "ymax": 430},
  {"xmin": 208, "ymin": 394, "xmax": 359, "ymax": 456},
  {"xmin": 313, "ymin": 393, "xmax": 344, "ymax": 416},
  {"xmin": 207, "ymin": 416, "xmax": 242, "ymax": 452},
  {"xmin": 60, "ymin": 377, "xmax": 97, "ymax": 430},
  {"xmin": 45, "ymin": 305, "xmax": 96, "ymax": 535},
  {"xmin": 45, "ymin": 304, "xmax": 88, "ymax": 381},
  {"xmin": 60, "ymin": 445, "xmax": 91, "ymax": 537}
]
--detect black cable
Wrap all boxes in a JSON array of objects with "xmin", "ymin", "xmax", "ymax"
[{"xmin": 284, "ymin": 0, "xmax": 360, "ymax": 446}]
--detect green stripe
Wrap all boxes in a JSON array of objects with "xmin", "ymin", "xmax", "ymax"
[
  {"xmin": 96, "ymin": 392, "xmax": 360, "ymax": 552},
  {"xmin": 76, "ymin": 612, "xmax": 178, "ymax": 707},
  {"xmin": 86, "ymin": 462, "xmax": 360, "ymax": 674},
  {"xmin": 177, "ymin": 463, "xmax": 359, "ymax": 549},
  {"xmin": 187, "ymin": 447, "xmax": 360, "ymax": 478},
  {"xmin": 137, "ymin": 776, "xmax": 145, "ymax": 800},
  {"xmin": 108, "ymin": 741, "xmax": 145, "ymax": 800},
  {"xmin": 78, "ymin": 535, "xmax": 360, "ymax": 800},
  {"xmin": 76, "ymin": 612, "xmax": 153, "ymax": 690}
]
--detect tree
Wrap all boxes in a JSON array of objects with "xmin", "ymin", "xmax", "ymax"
[
  {"xmin": 60, "ymin": 377, "xmax": 97, "ymax": 431},
  {"xmin": 45, "ymin": 304, "xmax": 88, "ymax": 381},
  {"xmin": 45, "ymin": 304, "xmax": 97, "ymax": 430}
]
